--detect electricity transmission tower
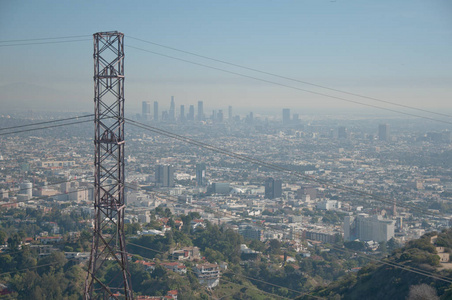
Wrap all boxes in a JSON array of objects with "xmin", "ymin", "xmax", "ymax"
[{"xmin": 84, "ymin": 31, "xmax": 132, "ymax": 300}]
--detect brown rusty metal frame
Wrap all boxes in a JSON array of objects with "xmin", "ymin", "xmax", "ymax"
[{"xmin": 84, "ymin": 31, "xmax": 132, "ymax": 300}]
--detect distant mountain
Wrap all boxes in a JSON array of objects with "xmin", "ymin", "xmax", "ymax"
[
  {"xmin": 0, "ymin": 82, "xmax": 91, "ymax": 112},
  {"xmin": 301, "ymin": 230, "xmax": 452, "ymax": 300}
]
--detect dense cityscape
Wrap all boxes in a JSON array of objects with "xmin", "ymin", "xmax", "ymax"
[
  {"xmin": 1, "ymin": 98, "xmax": 452, "ymax": 298},
  {"xmin": 1, "ymin": 1, "xmax": 451, "ymax": 299}
]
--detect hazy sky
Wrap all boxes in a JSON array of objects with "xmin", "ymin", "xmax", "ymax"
[{"xmin": 1, "ymin": 0, "xmax": 451, "ymax": 116}]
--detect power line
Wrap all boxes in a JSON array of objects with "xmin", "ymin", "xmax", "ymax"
[
  {"xmin": 1, "ymin": 33, "xmax": 449, "ymax": 123},
  {"xmin": 233, "ymin": 272, "xmax": 324, "ymax": 299},
  {"xmin": 128, "ymin": 36, "xmax": 452, "ymax": 120},
  {"xmin": 2, "ymin": 33, "xmax": 450, "ymax": 296},
  {"xmin": 0, "ymin": 114, "xmax": 93, "ymax": 131},
  {"xmin": 0, "ymin": 178, "xmax": 99, "ymax": 208},
  {"xmin": 0, "ymin": 119, "xmax": 92, "ymax": 137},
  {"xmin": 0, "ymin": 262, "xmax": 58, "ymax": 276},
  {"xmin": 127, "ymin": 242, "xmax": 311, "ymax": 300},
  {"xmin": 218, "ymin": 277, "xmax": 294, "ymax": 300},
  {"xmin": 0, "ymin": 35, "xmax": 91, "ymax": 43},
  {"xmin": 0, "ymin": 39, "xmax": 91, "ymax": 47},
  {"xmin": 125, "ymin": 121, "xmax": 440, "ymax": 217},
  {"xmin": 4, "ymin": 180, "xmax": 444, "ymax": 293},
  {"xmin": 0, "ymin": 176, "xmax": 93, "ymax": 202},
  {"xmin": 0, "ymin": 110, "xmax": 435, "ymax": 222},
  {"xmin": 127, "ymin": 242, "xmax": 165, "ymax": 255},
  {"xmin": 2, "ymin": 33, "xmax": 448, "ymax": 122},
  {"xmin": 125, "ymin": 191, "xmax": 317, "ymax": 297},
  {"xmin": 329, "ymin": 244, "xmax": 452, "ymax": 284},
  {"xmin": 0, "ymin": 114, "xmax": 441, "ymax": 220},
  {"xmin": 129, "ymin": 159, "xmax": 452, "ymax": 288},
  {"xmin": 126, "ymin": 45, "xmax": 452, "ymax": 126},
  {"xmin": 0, "ymin": 259, "xmax": 76, "ymax": 277},
  {"xmin": 125, "ymin": 119, "xmax": 448, "ymax": 219},
  {"xmin": 1, "ymin": 165, "xmax": 447, "ymax": 291},
  {"xmin": 126, "ymin": 184, "xmax": 452, "ymax": 285}
]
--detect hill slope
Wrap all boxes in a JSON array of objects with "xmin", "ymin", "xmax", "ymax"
[{"xmin": 302, "ymin": 230, "xmax": 452, "ymax": 299}]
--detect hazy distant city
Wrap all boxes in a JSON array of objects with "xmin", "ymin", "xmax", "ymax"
[
  {"xmin": 1, "ymin": 95, "xmax": 451, "ymax": 298},
  {"xmin": 1, "ymin": 1, "xmax": 451, "ymax": 298}
]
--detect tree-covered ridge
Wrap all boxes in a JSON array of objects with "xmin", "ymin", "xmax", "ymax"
[{"xmin": 305, "ymin": 230, "xmax": 452, "ymax": 300}]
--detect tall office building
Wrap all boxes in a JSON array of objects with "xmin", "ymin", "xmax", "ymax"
[
  {"xmin": 217, "ymin": 110, "xmax": 224, "ymax": 123},
  {"xmin": 338, "ymin": 126, "xmax": 347, "ymax": 139},
  {"xmin": 20, "ymin": 181, "xmax": 33, "ymax": 198},
  {"xmin": 180, "ymin": 105, "xmax": 185, "ymax": 122},
  {"xmin": 188, "ymin": 105, "xmax": 195, "ymax": 121},
  {"xmin": 228, "ymin": 106, "xmax": 232, "ymax": 120},
  {"xmin": 169, "ymin": 96, "xmax": 176, "ymax": 122},
  {"xmin": 379, "ymin": 124, "xmax": 389, "ymax": 141},
  {"xmin": 196, "ymin": 163, "xmax": 206, "ymax": 186},
  {"xmin": 211, "ymin": 182, "xmax": 230, "ymax": 194},
  {"xmin": 344, "ymin": 214, "xmax": 395, "ymax": 242},
  {"xmin": 265, "ymin": 178, "xmax": 282, "ymax": 199},
  {"xmin": 142, "ymin": 101, "xmax": 151, "ymax": 120},
  {"xmin": 246, "ymin": 112, "xmax": 254, "ymax": 124},
  {"xmin": 197, "ymin": 101, "xmax": 204, "ymax": 121},
  {"xmin": 153, "ymin": 101, "xmax": 159, "ymax": 121},
  {"xmin": 282, "ymin": 108, "xmax": 291, "ymax": 125},
  {"xmin": 155, "ymin": 165, "xmax": 174, "ymax": 187},
  {"xmin": 297, "ymin": 185, "xmax": 317, "ymax": 200}
]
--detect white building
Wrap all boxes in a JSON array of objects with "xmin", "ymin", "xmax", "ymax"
[
  {"xmin": 19, "ymin": 181, "xmax": 33, "ymax": 198},
  {"xmin": 193, "ymin": 263, "xmax": 220, "ymax": 288},
  {"xmin": 316, "ymin": 199, "xmax": 341, "ymax": 210},
  {"xmin": 344, "ymin": 214, "xmax": 395, "ymax": 242}
]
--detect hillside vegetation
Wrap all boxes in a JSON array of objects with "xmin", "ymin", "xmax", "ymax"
[{"xmin": 303, "ymin": 230, "xmax": 452, "ymax": 300}]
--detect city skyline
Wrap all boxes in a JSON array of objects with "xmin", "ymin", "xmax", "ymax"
[
  {"xmin": 1, "ymin": 2, "xmax": 452, "ymax": 298},
  {"xmin": 0, "ymin": 1, "xmax": 451, "ymax": 115},
  {"xmin": 1, "ymin": 80, "xmax": 452, "ymax": 298}
]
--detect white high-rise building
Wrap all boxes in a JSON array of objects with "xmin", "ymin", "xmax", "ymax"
[
  {"xmin": 19, "ymin": 181, "xmax": 33, "ymax": 199},
  {"xmin": 344, "ymin": 214, "xmax": 395, "ymax": 242}
]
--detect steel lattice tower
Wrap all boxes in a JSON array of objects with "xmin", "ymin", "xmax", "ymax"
[{"xmin": 84, "ymin": 31, "xmax": 133, "ymax": 300}]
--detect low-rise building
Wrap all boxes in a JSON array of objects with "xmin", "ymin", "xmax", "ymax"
[
  {"xmin": 171, "ymin": 246, "xmax": 200, "ymax": 261},
  {"xmin": 193, "ymin": 263, "xmax": 220, "ymax": 288}
]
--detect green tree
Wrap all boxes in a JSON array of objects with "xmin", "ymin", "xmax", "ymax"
[
  {"xmin": 37, "ymin": 252, "xmax": 67, "ymax": 275},
  {"xmin": 378, "ymin": 241, "xmax": 387, "ymax": 254},
  {"xmin": 344, "ymin": 241, "xmax": 366, "ymax": 251},
  {"xmin": 387, "ymin": 237, "xmax": 401, "ymax": 251},
  {"xmin": 249, "ymin": 239, "xmax": 267, "ymax": 253},
  {"xmin": 268, "ymin": 239, "xmax": 281, "ymax": 255},
  {"xmin": 124, "ymin": 222, "xmax": 142, "ymax": 235},
  {"xmin": 204, "ymin": 247, "xmax": 225, "ymax": 263},
  {"xmin": 0, "ymin": 254, "xmax": 14, "ymax": 272},
  {"xmin": 0, "ymin": 230, "xmax": 7, "ymax": 244},
  {"xmin": 7, "ymin": 233, "xmax": 22, "ymax": 251}
]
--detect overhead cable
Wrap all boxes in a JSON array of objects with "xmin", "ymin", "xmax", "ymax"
[
  {"xmin": 128, "ymin": 36, "xmax": 452, "ymax": 119},
  {"xmin": 125, "ymin": 118, "xmax": 448, "ymax": 218},
  {"xmin": 126, "ymin": 45, "xmax": 452, "ymax": 126}
]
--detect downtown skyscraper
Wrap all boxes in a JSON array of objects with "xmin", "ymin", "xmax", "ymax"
[
  {"xmin": 169, "ymin": 96, "xmax": 176, "ymax": 122},
  {"xmin": 197, "ymin": 101, "xmax": 204, "ymax": 121},
  {"xmin": 142, "ymin": 101, "xmax": 151, "ymax": 121},
  {"xmin": 188, "ymin": 105, "xmax": 195, "ymax": 121},
  {"xmin": 379, "ymin": 124, "xmax": 390, "ymax": 141},
  {"xmin": 180, "ymin": 105, "xmax": 185, "ymax": 122},
  {"xmin": 153, "ymin": 101, "xmax": 159, "ymax": 121},
  {"xmin": 282, "ymin": 108, "xmax": 291, "ymax": 125}
]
